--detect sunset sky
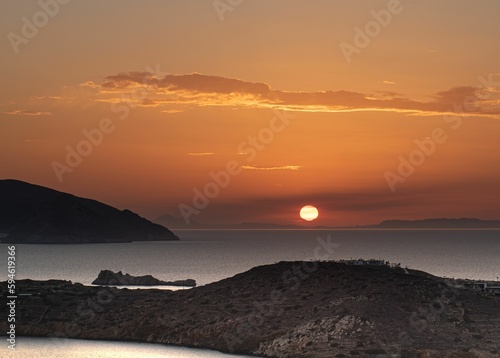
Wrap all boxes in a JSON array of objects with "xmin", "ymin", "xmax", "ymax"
[{"xmin": 1, "ymin": 0, "xmax": 499, "ymax": 226}]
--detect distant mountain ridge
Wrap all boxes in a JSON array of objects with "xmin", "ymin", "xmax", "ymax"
[
  {"xmin": 156, "ymin": 214, "xmax": 500, "ymax": 230},
  {"xmin": 0, "ymin": 179, "xmax": 179, "ymax": 244},
  {"xmin": 367, "ymin": 218, "xmax": 500, "ymax": 229}
]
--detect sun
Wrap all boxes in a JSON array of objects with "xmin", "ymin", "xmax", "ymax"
[{"xmin": 300, "ymin": 205, "xmax": 319, "ymax": 221}]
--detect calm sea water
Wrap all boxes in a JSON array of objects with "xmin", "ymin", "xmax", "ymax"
[
  {"xmin": 2, "ymin": 230, "xmax": 499, "ymax": 285},
  {"xmin": 1, "ymin": 230, "xmax": 499, "ymax": 357},
  {"xmin": 0, "ymin": 337, "xmax": 255, "ymax": 358}
]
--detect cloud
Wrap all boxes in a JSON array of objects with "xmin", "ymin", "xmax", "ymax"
[
  {"xmin": 432, "ymin": 86, "xmax": 478, "ymax": 105},
  {"xmin": 30, "ymin": 95, "xmax": 62, "ymax": 101},
  {"xmin": 369, "ymin": 91, "xmax": 404, "ymax": 100},
  {"xmin": 242, "ymin": 165, "xmax": 301, "ymax": 171},
  {"xmin": 4, "ymin": 109, "xmax": 52, "ymax": 116},
  {"xmin": 187, "ymin": 152, "xmax": 215, "ymax": 156},
  {"xmin": 380, "ymin": 80, "xmax": 396, "ymax": 85},
  {"xmin": 158, "ymin": 73, "xmax": 270, "ymax": 95},
  {"xmin": 81, "ymin": 72, "xmax": 500, "ymax": 119},
  {"xmin": 24, "ymin": 139, "xmax": 42, "ymax": 143},
  {"xmin": 161, "ymin": 109, "xmax": 185, "ymax": 114}
]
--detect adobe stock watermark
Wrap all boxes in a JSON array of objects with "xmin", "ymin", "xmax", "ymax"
[
  {"xmin": 222, "ymin": 235, "xmax": 340, "ymax": 353},
  {"xmin": 384, "ymin": 73, "xmax": 500, "ymax": 192},
  {"xmin": 7, "ymin": 0, "xmax": 71, "ymax": 55},
  {"xmin": 339, "ymin": 0, "xmax": 410, "ymax": 63},
  {"xmin": 375, "ymin": 278, "xmax": 463, "ymax": 357},
  {"xmin": 48, "ymin": 286, "xmax": 116, "ymax": 350},
  {"xmin": 178, "ymin": 108, "xmax": 295, "ymax": 224},
  {"xmin": 213, "ymin": 0, "xmax": 243, "ymax": 21},
  {"xmin": 51, "ymin": 65, "xmax": 166, "ymax": 182}
]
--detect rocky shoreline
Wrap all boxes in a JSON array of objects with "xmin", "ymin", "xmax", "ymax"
[{"xmin": 2, "ymin": 262, "xmax": 499, "ymax": 357}]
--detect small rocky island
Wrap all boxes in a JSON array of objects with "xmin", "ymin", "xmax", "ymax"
[
  {"xmin": 3, "ymin": 261, "xmax": 499, "ymax": 357},
  {"xmin": 92, "ymin": 270, "xmax": 196, "ymax": 287}
]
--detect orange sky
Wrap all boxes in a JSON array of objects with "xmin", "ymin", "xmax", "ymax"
[{"xmin": 1, "ymin": 1, "xmax": 499, "ymax": 226}]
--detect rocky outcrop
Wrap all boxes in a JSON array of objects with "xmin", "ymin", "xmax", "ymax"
[
  {"xmin": 3, "ymin": 262, "xmax": 500, "ymax": 357},
  {"xmin": 92, "ymin": 270, "xmax": 196, "ymax": 287},
  {"xmin": 0, "ymin": 179, "xmax": 179, "ymax": 243}
]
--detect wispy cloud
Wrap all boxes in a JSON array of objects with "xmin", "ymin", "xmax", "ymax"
[
  {"xmin": 24, "ymin": 139, "xmax": 42, "ymax": 143},
  {"xmin": 161, "ymin": 109, "xmax": 185, "ymax": 114},
  {"xmin": 78, "ymin": 72, "xmax": 500, "ymax": 119},
  {"xmin": 4, "ymin": 109, "xmax": 53, "ymax": 116},
  {"xmin": 242, "ymin": 165, "xmax": 301, "ymax": 171},
  {"xmin": 29, "ymin": 95, "xmax": 62, "ymax": 101},
  {"xmin": 187, "ymin": 152, "xmax": 215, "ymax": 156}
]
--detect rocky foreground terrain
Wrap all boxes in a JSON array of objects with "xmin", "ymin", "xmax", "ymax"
[{"xmin": 2, "ymin": 262, "xmax": 499, "ymax": 357}]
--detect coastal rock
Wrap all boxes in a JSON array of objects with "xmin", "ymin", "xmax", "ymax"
[{"xmin": 92, "ymin": 270, "xmax": 196, "ymax": 287}]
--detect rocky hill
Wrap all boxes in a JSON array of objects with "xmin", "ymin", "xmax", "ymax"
[
  {"xmin": 0, "ymin": 179, "xmax": 179, "ymax": 243},
  {"xmin": 4, "ymin": 262, "xmax": 499, "ymax": 357}
]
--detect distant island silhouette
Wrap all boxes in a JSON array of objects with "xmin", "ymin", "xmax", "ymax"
[
  {"xmin": 1, "ymin": 179, "xmax": 498, "ymax": 245},
  {"xmin": 0, "ymin": 179, "xmax": 178, "ymax": 244},
  {"xmin": 365, "ymin": 218, "xmax": 500, "ymax": 229},
  {"xmin": 156, "ymin": 214, "xmax": 500, "ymax": 230}
]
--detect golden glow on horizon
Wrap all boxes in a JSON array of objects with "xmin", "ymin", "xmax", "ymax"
[
  {"xmin": 300, "ymin": 205, "xmax": 319, "ymax": 222},
  {"xmin": 1, "ymin": 1, "xmax": 500, "ymax": 226}
]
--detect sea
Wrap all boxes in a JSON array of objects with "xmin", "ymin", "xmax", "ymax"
[
  {"xmin": 1, "ymin": 229, "xmax": 499, "ymax": 357},
  {"xmin": 1, "ymin": 337, "xmax": 254, "ymax": 358}
]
